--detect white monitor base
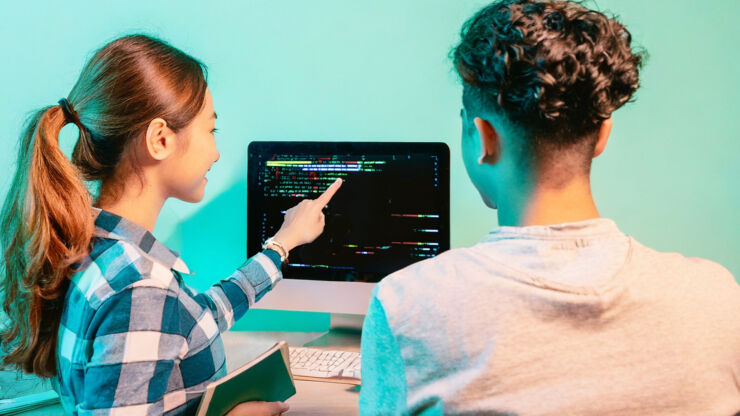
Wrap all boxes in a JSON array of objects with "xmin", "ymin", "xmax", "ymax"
[{"xmin": 252, "ymin": 279, "xmax": 375, "ymax": 315}]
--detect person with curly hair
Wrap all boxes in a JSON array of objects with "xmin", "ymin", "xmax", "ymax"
[{"xmin": 359, "ymin": 1, "xmax": 740, "ymax": 414}]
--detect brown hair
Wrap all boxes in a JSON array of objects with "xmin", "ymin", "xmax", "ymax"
[{"xmin": 0, "ymin": 34, "xmax": 208, "ymax": 377}]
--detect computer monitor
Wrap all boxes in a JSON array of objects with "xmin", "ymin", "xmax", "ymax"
[{"xmin": 247, "ymin": 141, "xmax": 450, "ymax": 319}]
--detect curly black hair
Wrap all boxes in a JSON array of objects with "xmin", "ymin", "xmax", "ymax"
[{"xmin": 453, "ymin": 0, "xmax": 644, "ymax": 146}]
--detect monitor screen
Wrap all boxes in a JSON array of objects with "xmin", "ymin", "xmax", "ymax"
[{"xmin": 247, "ymin": 141, "xmax": 449, "ymax": 283}]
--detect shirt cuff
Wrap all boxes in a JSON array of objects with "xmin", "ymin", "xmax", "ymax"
[
  {"xmin": 235, "ymin": 251, "xmax": 283, "ymax": 303},
  {"xmin": 262, "ymin": 249, "xmax": 283, "ymax": 270}
]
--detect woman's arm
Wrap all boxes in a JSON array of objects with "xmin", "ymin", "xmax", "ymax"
[
  {"xmin": 190, "ymin": 178, "xmax": 343, "ymax": 333},
  {"xmin": 194, "ymin": 250, "xmax": 283, "ymax": 332}
]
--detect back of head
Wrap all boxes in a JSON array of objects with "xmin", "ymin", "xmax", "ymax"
[
  {"xmin": 453, "ymin": 0, "xmax": 644, "ymax": 169},
  {"xmin": 0, "ymin": 34, "xmax": 207, "ymax": 377}
]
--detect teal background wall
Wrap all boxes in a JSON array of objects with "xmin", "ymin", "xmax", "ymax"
[{"xmin": 1, "ymin": 1, "xmax": 738, "ymax": 331}]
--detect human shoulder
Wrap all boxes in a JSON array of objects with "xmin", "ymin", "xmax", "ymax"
[
  {"xmin": 378, "ymin": 247, "xmax": 471, "ymax": 288},
  {"xmin": 75, "ymin": 239, "xmax": 197, "ymax": 347},
  {"xmin": 73, "ymin": 237, "xmax": 180, "ymax": 309},
  {"xmin": 373, "ymin": 247, "xmax": 481, "ymax": 321},
  {"xmin": 629, "ymin": 239, "xmax": 735, "ymax": 282},
  {"xmin": 627, "ymin": 239, "xmax": 739, "ymax": 303}
]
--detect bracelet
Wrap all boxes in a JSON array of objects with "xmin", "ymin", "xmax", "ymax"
[{"xmin": 262, "ymin": 237, "xmax": 288, "ymax": 262}]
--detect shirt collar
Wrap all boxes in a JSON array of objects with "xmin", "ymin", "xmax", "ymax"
[
  {"xmin": 480, "ymin": 217, "xmax": 622, "ymax": 243},
  {"xmin": 92, "ymin": 207, "xmax": 191, "ymax": 275}
]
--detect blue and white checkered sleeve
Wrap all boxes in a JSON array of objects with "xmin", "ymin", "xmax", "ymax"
[
  {"xmin": 194, "ymin": 250, "xmax": 282, "ymax": 333},
  {"xmin": 82, "ymin": 282, "xmax": 191, "ymax": 415}
]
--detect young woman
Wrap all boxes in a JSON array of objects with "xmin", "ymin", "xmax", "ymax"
[{"xmin": 0, "ymin": 34, "xmax": 341, "ymax": 415}]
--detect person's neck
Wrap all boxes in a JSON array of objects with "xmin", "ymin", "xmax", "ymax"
[
  {"xmin": 96, "ymin": 181, "xmax": 166, "ymax": 233},
  {"xmin": 496, "ymin": 175, "xmax": 600, "ymax": 227}
]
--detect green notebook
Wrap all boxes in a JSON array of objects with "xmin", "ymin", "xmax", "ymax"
[{"xmin": 196, "ymin": 341, "xmax": 296, "ymax": 416}]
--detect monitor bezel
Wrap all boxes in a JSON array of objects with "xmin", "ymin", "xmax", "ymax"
[{"xmin": 247, "ymin": 140, "xmax": 451, "ymax": 282}]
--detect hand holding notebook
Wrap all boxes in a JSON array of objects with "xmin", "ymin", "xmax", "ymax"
[
  {"xmin": 220, "ymin": 400, "xmax": 290, "ymax": 416},
  {"xmin": 196, "ymin": 341, "xmax": 296, "ymax": 416}
]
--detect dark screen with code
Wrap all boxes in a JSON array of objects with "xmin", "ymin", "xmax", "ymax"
[{"xmin": 247, "ymin": 142, "xmax": 449, "ymax": 282}]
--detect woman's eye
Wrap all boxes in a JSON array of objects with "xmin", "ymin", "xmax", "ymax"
[{"xmin": 211, "ymin": 128, "xmax": 219, "ymax": 134}]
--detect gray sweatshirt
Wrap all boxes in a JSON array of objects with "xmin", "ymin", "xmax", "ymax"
[{"xmin": 359, "ymin": 218, "xmax": 740, "ymax": 415}]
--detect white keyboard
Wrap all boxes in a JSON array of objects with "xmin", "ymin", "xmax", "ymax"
[{"xmin": 289, "ymin": 347, "xmax": 361, "ymax": 382}]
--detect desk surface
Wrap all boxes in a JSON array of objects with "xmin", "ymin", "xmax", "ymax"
[
  {"xmin": 1, "ymin": 331, "xmax": 360, "ymax": 416},
  {"xmin": 224, "ymin": 331, "xmax": 360, "ymax": 415}
]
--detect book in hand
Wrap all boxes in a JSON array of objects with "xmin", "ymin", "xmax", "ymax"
[{"xmin": 196, "ymin": 341, "xmax": 296, "ymax": 416}]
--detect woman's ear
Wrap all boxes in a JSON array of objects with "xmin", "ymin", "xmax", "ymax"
[
  {"xmin": 593, "ymin": 117, "xmax": 613, "ymax": 159},
  {"xmin": 145, "ymin": 118, "xmax": 177, "ymax": 161},
  {"xmin": 473, "ymin": 117, "xmax": 501, "ymax": 165}
]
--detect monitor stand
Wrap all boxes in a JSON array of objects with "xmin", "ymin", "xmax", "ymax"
[{"xmin": 304, "ymin": 313, "xmax": 364, "ymax": 349}]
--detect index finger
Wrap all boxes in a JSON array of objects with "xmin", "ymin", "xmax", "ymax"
[{"xmin": 315, "ymin": 178, "xmax": 343, "ymax": 206}]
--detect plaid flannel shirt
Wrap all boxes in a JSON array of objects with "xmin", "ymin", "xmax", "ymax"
[{"xmin": 55, "ymin": 208, "xmax": 282, "ymax": 415}]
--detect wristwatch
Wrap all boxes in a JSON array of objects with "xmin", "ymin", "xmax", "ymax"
[{"xmin": 262, "ymin": 237, "xmax": 288, "ymax": 263}]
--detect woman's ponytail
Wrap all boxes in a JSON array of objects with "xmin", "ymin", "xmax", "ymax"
[
  {"xmin": 0, "ymin": 104, "xmax": 94, "ymax": 377},
  {"xmin": 1, "ymin": 34, "xmax": 208, "ymax": 378}
]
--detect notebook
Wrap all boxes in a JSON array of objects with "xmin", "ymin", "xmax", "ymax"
[{"xmin": 196, "ymin": 341, "xmax": 296, "ymax": 416}]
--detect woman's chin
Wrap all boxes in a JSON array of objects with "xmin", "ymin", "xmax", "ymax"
[{"xmin": 176, "ymin": 182, "xmax": 207, "ymax": 203}]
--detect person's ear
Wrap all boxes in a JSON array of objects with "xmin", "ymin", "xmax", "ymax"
[
  {"xmin": 473, "ymin": 117, "xmax": 501, "ymax": 165},
  {"xmin": 144, "ymin": 118, "xmax": 177, "ymax": 161},
  {"xmin": 593, "ymin": 117, "xmax": 613, "ymax": 158}
]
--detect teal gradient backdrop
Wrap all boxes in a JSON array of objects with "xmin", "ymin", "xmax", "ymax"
[{"xmin": 1, "ymin": 1, "xmax": 739, "ymax": 331}]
